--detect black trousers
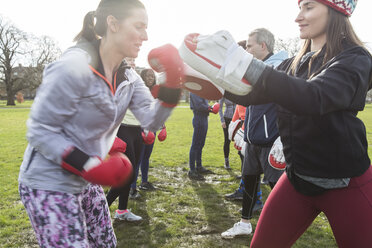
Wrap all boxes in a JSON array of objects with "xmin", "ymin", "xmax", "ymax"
[
  {"xmin": 222, "ymin": 117, "xmax": 232, "ymax": 159},
  {"xmin": 106, "ymin": 124, "xmax": 143, "ymax": 210}
]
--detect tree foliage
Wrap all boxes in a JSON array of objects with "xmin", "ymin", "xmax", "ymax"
[
  {"xmin": 0, "ymin": 16, "xmax": 61, "ymax": 105},
  {"xmin": 275, "ymin": 37, "xmax": 301, "ymax": 57}
]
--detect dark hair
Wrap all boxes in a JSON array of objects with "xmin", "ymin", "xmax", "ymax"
[
  {"xmin": 290, "ymin": 7, "xmax": 367, "ymax": 77},
  {"xmin": 74, "ymin": 0, "xmax": 145, "ymax": 42},
  {"xmin": 237, "ymin": 40, "xmax": 247, "ymax": 50}
]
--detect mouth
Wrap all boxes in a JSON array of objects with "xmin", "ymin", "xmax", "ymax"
[{"xmin": 299, "ymin": 24, "xmax": 308, "ymax": 31}]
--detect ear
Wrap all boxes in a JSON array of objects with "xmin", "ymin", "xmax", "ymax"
[
  {"xmin": 261, "ymin": 42, "xmax": 266, "ymax": 50},
  {"xmin": 107, "ymin": 15, "xmax": 119, "ymax": 33}
]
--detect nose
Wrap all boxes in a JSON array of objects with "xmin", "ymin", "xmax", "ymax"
[
  {"xmin": 142, "ymin": 30, "xmax": 148, "ymax": 41},
  {"xmin": 295, "ymin": 10, "xmax": 304, "ymax": 23}
]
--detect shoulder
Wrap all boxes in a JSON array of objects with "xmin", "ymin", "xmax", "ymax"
[{"xmin": 42, "ymin": 47, "xmax": 93, "ymax": 90}]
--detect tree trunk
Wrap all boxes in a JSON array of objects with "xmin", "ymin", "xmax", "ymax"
[{"xmin": 6, "ymin": 92, "xmax": 15, "ymax": 105}]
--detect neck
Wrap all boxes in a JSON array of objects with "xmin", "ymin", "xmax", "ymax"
[
  {"xmin": 259, "ymin": 51, "xmax": 271, "ymax": 61},
  {"xmin": 310, "ymin": 34, "xmax": 326, "ymax": 52},
  {"xmin": 99, "ymin": 37, "xmax": 123, "ymax": 76}
]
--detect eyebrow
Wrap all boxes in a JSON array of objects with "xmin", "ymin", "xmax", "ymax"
[{"xmin": 301, "ymin": 1, "xmax": 315, "ymax": 7}]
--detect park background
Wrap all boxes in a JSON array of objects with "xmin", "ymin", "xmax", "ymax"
[
  {"xmin": 1, "ymin": 0, "xmax": 372, "ymax": 246},
  {"xmin": 1, "ymin": 100, "xmax": 371, "ymax": 247}
]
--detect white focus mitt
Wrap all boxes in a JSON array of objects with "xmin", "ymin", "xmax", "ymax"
[
  {"xmin": 183, "ymin": 64, "xmax": 224, "ymax": 100},
  {"xmin": 268, "ymin": 136, "xmax": 286, "ymax": 170},
  {"xmin": 179, "ymin": 30, "xmax": 253, "ymax": 95}
]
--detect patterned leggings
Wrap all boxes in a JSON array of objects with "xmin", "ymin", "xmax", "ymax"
[{"xmin": 19, "ymin": 183, "xmax": 116, "ymax": 248}]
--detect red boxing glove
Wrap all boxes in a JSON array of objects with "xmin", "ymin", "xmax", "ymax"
[
  {"xmin": 109, "ymin": 137, "xmax": 127, "ymax": 155},
  {"xmin": 209, "ymin": 102, "xmax": 220, "ymax": 114},
  {"xmin": 157, "ymin": 126, "xmax": 167, "ymax": 142},
  {"xmin": 148, "ymin": 44, "xmax": 185, "ymax": 107},
  {"xmin": 142, "ymin": 130, "xmax": 156, "ymax": 145},
  {"xmin": 62, "ymin": 147, "xmax": 133, "ymax": 187}
]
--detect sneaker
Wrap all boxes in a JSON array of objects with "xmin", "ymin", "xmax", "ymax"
[
  {"xmin": 139, "ymin": 182, "xmax": 156, "ymax": 191},
  {"xmin": 129, "ymin": 188, "xmax": 140, "ymax": 199},
  {"xmin": 188, "ymin": 170, "xmax": 205, "ymax": 181},
  {"xmin": 196, "ymin": 166, "xmax": 213, "ymax": 174},
  {"xmin": 224, "ymin": 163, "xmax": 231, "ymax": 170},
  {"xmin": 224, "ymin": 160, "xmax": 231, "ymax": 170},
  {"xmin": 221, "ymin": 221, "xmax": 252, "ymax": 239},
  {"xmin": 224, "ymin": 190, "xmax": 243, "ymax": 200},
  {"xmin": 114, "ymin": 209, "xmax": 142, "ymax": 222}
]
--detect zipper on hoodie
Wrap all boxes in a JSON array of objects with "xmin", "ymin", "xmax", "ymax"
[
  {"xmin": 247, "ymin": 106, "xmax": 252, "ymax": 144},
  {"xmin": 263, "ymin": 114, "xmax": 269, "ymax": 138}
]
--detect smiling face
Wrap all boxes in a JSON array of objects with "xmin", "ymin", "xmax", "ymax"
[
  {"xmin": 296, "ymin": 0, "xmax": 328, "ymax": 48},
  {"xmin": 110, "ymin": 7, "xmax": 148, "ymax": 59},
  {"xmin": 143, "ymin": 70, "xmax": 155, "ymax": 87}
]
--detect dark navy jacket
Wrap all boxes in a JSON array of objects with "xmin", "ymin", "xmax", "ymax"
[
  {"xmin": 243, "ymin": 52, "xmax": 287, "ymax": 146},
  {"xmin": 190, "ymin": 93, "xmax": 210, "ymax": 117}
]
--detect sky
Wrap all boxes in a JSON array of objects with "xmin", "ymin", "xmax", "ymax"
[{"xmin": 1, "ymin": 0, "xmax": 372, "ymax": 67}]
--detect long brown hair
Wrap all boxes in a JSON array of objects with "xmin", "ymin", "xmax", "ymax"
[
  {"xmin": 73, "ymin": 0, "xmax": 145, "ymax": 42},
  {"xmin": 290, "ymin": 7, "xmax": 369, "ymax": 77}
]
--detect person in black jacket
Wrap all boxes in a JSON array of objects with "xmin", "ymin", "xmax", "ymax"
[
  {"xmin": 226, "ymin": 1, "xmax": 372, "ymax": 247},
  {"xmin": 181, "ymin": 0, "xmax": 372, "ymax": 247},
  {"xmin": 221, "ymin": 28, "xmax": 285, "ymax": 239}
]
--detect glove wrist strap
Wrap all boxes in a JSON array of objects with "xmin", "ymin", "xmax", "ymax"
[{"xmin": 62, "ymin": 147, "xmax": 90, "ymax": 173}]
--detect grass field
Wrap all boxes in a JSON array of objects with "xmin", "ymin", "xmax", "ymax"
[{"xmin": 0, "ymin": 100, "xmax": 371, "ymax": 248}]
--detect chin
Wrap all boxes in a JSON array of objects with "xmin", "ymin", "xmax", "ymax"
[{"xmin": 299, "ymin": 33, "xmax": 308, "ymax": 40}]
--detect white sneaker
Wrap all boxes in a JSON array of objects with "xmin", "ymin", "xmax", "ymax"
[
  {"xmin": 221, "ymin": 221, "xmax": 252, "ymax": 239},
  {"xmin": 114, "ymin": 209, "xmax": 142, "ymax": 222}
]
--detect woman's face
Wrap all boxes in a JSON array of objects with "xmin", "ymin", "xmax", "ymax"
[
  {"xmin": 111, "ymin": 8, "xmax": 148, "ymax": 59},
  {"xmin": 144, "ymin": 70, "xmax": 155, "ymax": 87},
  {"xmin": 296, "ymin": 0, "xmax": 328, "ymax": 42}
]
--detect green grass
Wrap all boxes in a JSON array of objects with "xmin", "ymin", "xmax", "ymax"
[{"xmin": 1, "ymin": 103, "xmax": 371, "ymax": 247}]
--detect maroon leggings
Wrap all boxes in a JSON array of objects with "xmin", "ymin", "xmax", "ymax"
[{"xmin": 251, "ymin": 166, "xmax": 372, "ymax": 248}]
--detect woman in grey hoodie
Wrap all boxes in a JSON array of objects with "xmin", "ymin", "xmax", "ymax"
[{"xmin": 18, "ymin": 0, "xmax": 184, "ymax": 247}]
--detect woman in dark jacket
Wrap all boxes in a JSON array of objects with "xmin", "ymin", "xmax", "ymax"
[
  {"xmin": 181, "ymin": 0, "xmax": 372, "ymax": 247},
  {"xmin": 226, "ymin": 1, "xmax": 372, "ymax": 247}
]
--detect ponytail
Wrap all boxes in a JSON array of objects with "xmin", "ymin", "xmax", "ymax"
[
  {"xmin": 73, "ymin": 11, "xmax": 98, "ymax": 42},
  {"xmin": 73, "ymin": 0, "xmax": 145, "ymax": 43}
]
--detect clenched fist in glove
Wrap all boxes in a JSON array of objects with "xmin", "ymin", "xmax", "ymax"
[
  {"xmin": 62, "ymin": 147, "xmax": 133, "ymax": 187},
  {"xmin": 268, "ymin": 136, "xmax": 286, "ymax": 170},
  {"xmin": 148, "ymin": 44, "xmax": 185, "ymax": 107},
  {"xmin": 228, "ymin": 119, "xmax": 243, "ymax": 141},
  {"xmin": 233, "ymin": 128, "xmax": 245, "ymax": 151},
  {"xmin": 179, "ymin": 30, "xmax": 253, "ymax": 95},
  {"xmin": 142, "ymin": 130, "xmax": 156, "ymax": 145},
  {"xmin": 109, "ymin": 137, "xmax": 127, "ymax": 155},
  {"xmin": 209, "ymin": 102, "xmax": 220, "ymax": 114},
  {"xmin": 157, "ymin": 126, "xmax": 167, "ymax": 142}
]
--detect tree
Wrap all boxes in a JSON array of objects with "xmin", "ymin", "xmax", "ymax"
[
  {"xmin": 0, "ymin": 17, "xmax": 26, "ymax": 105},
  {"xmin": 0, "ymin": 16, "xmax": 61, "ymax": 105},
  {"xmin": 275, "ymin": 37, "xmax": 301, "ymax": 57}
]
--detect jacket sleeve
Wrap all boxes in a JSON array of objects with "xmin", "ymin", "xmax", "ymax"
[
  {"xmin": 190, "ymin": 93, "xmax": 210, "ymax": 113},
  {"xmin": 129, "ymin": 77, "xmax": 173, "ymax": 132},
  {"xmin": 218, "ymin": 97, "xmax": 225, "ymax": 123},
  {"xmin": 227, "ymin": 49, "xmax": 372, "ymax": 115},
  {"xmin": 231, "ymin": 106, "xmax": 239, "ymax": 122}
]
